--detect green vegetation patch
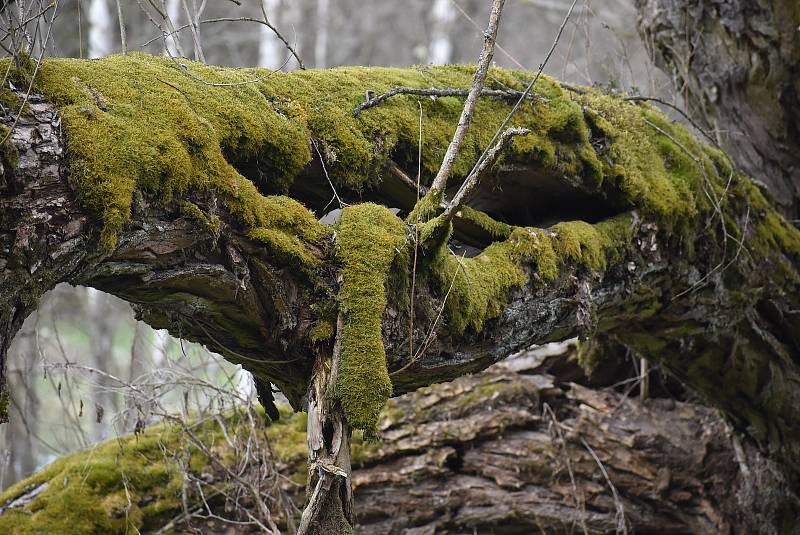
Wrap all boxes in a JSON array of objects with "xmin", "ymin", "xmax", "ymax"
[
  {"xmin": 8, "ymin": 53, "xmax": 609, "ymax": 252},
  {"xmin": 0, "ymin": 407, "xmax": 312, "ymax": 534},
  {"xmin": 426, "ymin": 215, "xmax": 633, "ymax": 336},
  {"xmin": 335, "ymin": 203, "xmax": 406, "ymax": 431}
]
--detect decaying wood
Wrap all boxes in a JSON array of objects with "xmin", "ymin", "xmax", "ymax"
[
  {"xmin": 349, "ymin": 354, "xmax": 799, "ymax": 534},
  {"xmin": 298, "ymin": 313, "xmax": 354, "ymax": 535},
  {"xmin": 5, "ymin": 351, "xmax": 793, "ymax": 534}
]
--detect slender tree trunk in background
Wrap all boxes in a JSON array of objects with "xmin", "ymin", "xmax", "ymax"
[
  {"xmin": 86, "ymin": 287, "xmax": 117, "ymax": 428},
  {"xmin": 314, "ymin": 0, "xmax": 329, "ymax": 69},
  {"xmin": 17, "ymin": 330, "xmax": 38, "ymax": 482},
  {"xmin": 88, "ymin": 0, "xmax": 113, "ymax": 58},
  {"xmin": 636, "ymin": 0, "xmax": 800, "ymax": 219},
  {"xmin": 179, "ymin": 0, "xmax": 204, "ymax": 62},
  {"xmin": 428, "ymin": 0, "xmax": 455, "ymax": 64},
  {"xmin": 163, "ymin": 0, "xmax": 182, "ymax": 57},
  {"xmin": 0, "ymin": 329, "xmax": 37, "ymax": 489},
  {"xmin": 258, "ymin": 0, "xmax": 283, "ymax": 69}
]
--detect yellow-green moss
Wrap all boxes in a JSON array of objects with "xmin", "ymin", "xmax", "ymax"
[
  {"xmin": 3, "ymin": 53, "xmax": 770, "ymax": 251},
  {"xmin": 551, "ymin": 215, "xmax": 633, "ymax": 271},
  {"xmin": 11, "ymin": 54, "xmax": 624, "ymax": 253},
  {"xmin": 0, "ymin": 423, "xmax": 186, "ymax": 534},
  {"xmin": 459, "ymin": 206, "xmax": 514, "ymax": 239},
  {"xmin": 0, "ymin": 407, "xmax": 314, "ymax": 533},
  {"xmin": 430, "ymin": 226, "xmax": 559, "ymax": 334},
  {"xmin": 0, "ymin": 124, "xmax": 18, "ymax": 169},
  {"xmin": 578, "ymin": 97, "xmax": 700, "ymax": 233},
  {"xmin": 309, "ymin": 320, "xmax": 335, "ymax": 342},
  {"xmin": 179, "ymin": 200, "xmax": 221, "ymax": 238},
  {"xmin": 334, "ymin": 203, "xmax": 406, "ymax": 431}
]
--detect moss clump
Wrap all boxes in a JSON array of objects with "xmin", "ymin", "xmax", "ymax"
[
  {"xmin": 0, "ymin": 390, "xmax": 8, "ymax": 422},
  {"xmin": 0, "ymin": 423, "xmax": 186, "ymax": 534},
  {"xmin": 0, "ymin": 124, "xmax": 18, "ymax": 169},
  {"xmin": 0, "ymin": 407, "xmax": 313, "ymax": 533},
  {"xmin": 551, "ymin": 215, "xmax": 633, "ymax": 271},
  {"xmin": 12, "ymin": 53, "xmax": 620, "ymax": 252},
  {"xmin": 458, "ymin": 206, "xmax": 514, "ymax": 239},
  {"xmin": 578, "ymin": 97, "xmax": 700, "ymax": 234},
  {"xmin": 20, "ymin": 53, "xmax": 327, "ymax": 252},
  {"xmin": 430, "ymin": 226, "xmax": 559, "ymax": 334},
  {"xmin": 335, "ymin": 203, "xmax": 406, "ymax": 431},
  {"xmin": 179, "ymin": 200, "xmax": 221, "ymax": 238}
]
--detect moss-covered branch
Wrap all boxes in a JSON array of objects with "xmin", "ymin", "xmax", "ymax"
[{"xmin": 1, "ymin": 54, "xmax": 799, "ymax": 473}]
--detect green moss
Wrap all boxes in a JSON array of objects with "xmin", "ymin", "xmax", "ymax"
[
  {"xmin": 0, "ymin": 389, "xmax": 8, "ymax": 422},
  {"xmin": 552, "ymin": 215, "xmax": 633, "ymax": 271},
  {"xmin": 179, "ymin": 200, "xmax": 220, "ymax": 239},
  {"xmin": 0, "ymin": 124, "xmax": 18, "ymax": 169},
  {"xmin": 0, "ymin": 406, "xmax": 318, "ymax": 533},
  {"xmin": 334, "ymin": 203, "xmax": 407, "ymax": 431},
  {"xmin": 735, "ymin": 180, "xmax": 800, "ymax": 260},
  {"xmin": 579, "ymin": 96, "xmax": 700, "ymax": 233},
  {"xmin": 9, "ymin": 54, "xmax": 622, "ymax": 253},
  {"xmin": 429, "ymin": 226, "xmax": 559, "ymax": 334},
  {"xmin": 309, "ymin": 319, "xmax": 335, "ymax": 342},
  {"xmin": 458, "ymin": 206, "xmax": 514, "ymax": 239},
  {"xmin": 0, "ymin": 423, "xmax": 186, "ymax": 534}
]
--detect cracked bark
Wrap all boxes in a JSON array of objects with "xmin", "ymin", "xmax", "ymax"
[
  {"xmin": 4, "ymin": 352, "xmax": 795, "ymax": 533},
  {"xmin": 635, "ymin": 0, "xmax": 800, "ymax": 219}
]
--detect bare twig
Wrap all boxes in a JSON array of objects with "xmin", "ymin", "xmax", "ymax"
[
  {"xmin": 115, "ymin": 0, "xmax": 127, "ymax": 54},
  {"xmin": 312, "ymin": 138, "xmax": 345, "ymax": 211},
  {"xmin": 442, "ymin": 127, "xmax": 530, "ymax": 223},
  {"xmin": 409, "ymin": 101, "xmax": 424, "ymax": 360},
  {"xmin": 0, "ymin": 0, "xmax": 58, "ymax": 147},
  {"xmin": 581, "ymin": 437, "xmax": 628, "ymax": 534},
  {"xmin": 352, "ymin": 86, "xmax": 536, "ymax": 117},
  {"xmin": 465, "ymin": 0, "xmax": 579, "ymax": 185},
  {"xmin": 429, "ymin": 0, "xmax": 507, "ymax": 194},
  {"xmin": 624, "ymin": 95, "xmax": 716, "ymax": 145},
  {"xmin": 179, "ymin": 0, "xmax": 205, "ymax": 62}
]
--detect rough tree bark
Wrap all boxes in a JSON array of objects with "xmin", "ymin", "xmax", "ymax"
[
  {"xmin": 1, "ymin": 53, "xmax": 799, "ymax": 531},
  {"xmin": 636, "ymin": 0, "xmax": 800, "ymax": 219},
  {"xmin": 1, "ymin": 352, "xmax": 797, "ymax": 533}
]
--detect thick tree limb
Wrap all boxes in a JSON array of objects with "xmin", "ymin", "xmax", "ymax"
[
  {"xmin": 1, "ymin": 59, "xmax": 799, "ymax": 482},
  {"xmin": 2, "ymin": 355, "xmax": 797, "ymax": 533}
]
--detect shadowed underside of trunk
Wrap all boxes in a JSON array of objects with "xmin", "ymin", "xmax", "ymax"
[
  {"xmin": 0, "ymin": 354, "xmax": 797, "ymax": 534},
  {"xmin": 0, "ymin": 53, "xmax": 799, "ymax": 509}
]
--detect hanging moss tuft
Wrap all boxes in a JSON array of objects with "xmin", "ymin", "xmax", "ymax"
[{"xmin": 334, "ymin": 203, "xmax": 406, "ymax": 431}]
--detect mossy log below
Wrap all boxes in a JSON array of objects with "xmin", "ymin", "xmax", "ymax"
[
  {"xmin": 0, "ymin": 355, "xmax": 796, "ymax": 534},
  {"xmin": 0, "ymin": 55, "xmax": 799, "ymax": 479}
]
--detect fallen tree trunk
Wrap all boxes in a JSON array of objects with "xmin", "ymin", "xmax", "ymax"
[
  {"xmin": 1, "ymin": 55, "xmax": 799, "ymax": 484},
  {"xmin": 1, "ymin": 354, "xmax": 796, "ymax": 534}
]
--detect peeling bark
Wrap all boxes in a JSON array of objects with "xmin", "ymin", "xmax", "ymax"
[
  {"xmin": 349, "ymin": 356, "xmax": 800, "ymax": 534},
  {"xmin": 298, "ymin": 314, "xmax": 354, "ymax": 535}
]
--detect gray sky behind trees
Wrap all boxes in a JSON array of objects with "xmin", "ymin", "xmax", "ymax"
[{"xmin": 0, "ymin": 0, "xmax": 670, "ymax": 490}]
